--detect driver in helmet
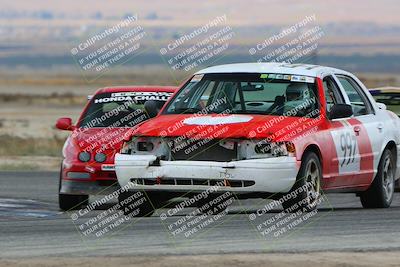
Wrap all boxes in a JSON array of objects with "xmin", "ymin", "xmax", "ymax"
[{"xmin": 284, "ymin": 83, "xmax": 313, "ymax": 116}]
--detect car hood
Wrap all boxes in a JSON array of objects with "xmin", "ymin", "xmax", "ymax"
[
  {"xmin": 129, "ymin": 114, "xmax": 322, "ymax": 141},
  {"xmin": 68, "ymin": 127, "xmax": 133, "ymax": 152}
]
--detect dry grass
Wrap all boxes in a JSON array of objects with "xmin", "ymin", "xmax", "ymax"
[
  {"xmin": 0, "ymin": 135, "xmax": 65, "ymax": 157},
  {"xmin": 358, "ymin": 75, "xmax": 398, "ymax": 88},
  {"xmin": 0, "ymin": 92, "xmax": 86, "ymax": 107}
]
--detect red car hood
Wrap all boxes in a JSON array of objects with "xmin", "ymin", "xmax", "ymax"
[
  {"xmin": 130, "ymin": 114, "xmax": 322, "ymax": 141},
  {"xmin": 69, "ymin": 127, "xmax": 133, "ymax": 152}
]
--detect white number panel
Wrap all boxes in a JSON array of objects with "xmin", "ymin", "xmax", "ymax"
[{"xmin": 330, "ymin": 127, "xmax": 361, "ymax": 174}]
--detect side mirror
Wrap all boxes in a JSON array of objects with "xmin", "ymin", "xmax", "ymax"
[
  {"xmin": 56, "ymin": 117, "xmax": 75, "ymax": 131},
  {"xmin": 329, "ymin": 104, "xmax": 353, "ymax": 120},
  {"xmin": 376, "ymin": 102, "xmax": 387, "ymax": 110},
  {"xmin": 144, "ymin": 100, "xmax": 163, "ymax": 118}
]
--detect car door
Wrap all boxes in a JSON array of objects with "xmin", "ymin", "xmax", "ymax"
[
  {"xmin": 334, "ymin": 74, "xmax": 384, "ymax": 187},
  {"xmin": 322, "ymin": 75, "xmax": 361, "ymax": 189}
]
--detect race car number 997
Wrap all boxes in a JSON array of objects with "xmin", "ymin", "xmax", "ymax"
[
  {"xmin": 331, "ymin": 129, "xmax": 360, "ymax": 174},
  {"xmin": 340, "ymin": 132, "xmax": 357, "ymax": 167}
]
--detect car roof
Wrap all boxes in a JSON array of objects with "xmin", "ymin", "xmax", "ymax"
[
  {"xmin": 195, "ymin": 62, "xmax": 351, "ymax": 77},
  {"xmin": 95, "ymin": 86, "xmax": 177, "ymax": 94}
]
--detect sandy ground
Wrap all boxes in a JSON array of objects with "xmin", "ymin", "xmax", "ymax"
[{"xmin": 1, "ymin": 252, "xmax": 399, "ymax": 267}]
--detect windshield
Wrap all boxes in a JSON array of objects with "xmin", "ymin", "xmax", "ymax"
[
  {"xmin": 79, "ymin": 91, "xmax": 170, "ymax": 128},
  {"xmin": 164, "ymin": 73, "xmax": 320, "ymax": 117}
]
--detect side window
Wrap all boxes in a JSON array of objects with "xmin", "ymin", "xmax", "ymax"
[
  {"xmin": 323, "ymin": 76, "xmax": 344, "ymax": 114},
  {"xmin": 336, "ymin": 75, "xmax": 373, "ymax": 116}
]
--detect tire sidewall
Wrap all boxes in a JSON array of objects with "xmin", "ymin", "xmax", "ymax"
[
  {"xmin": 377, "ymin": 149, "xmax": 395, "ymax": 207},
  {"xmin": 284, "ymin": 152, "xmax": 322, "ymax": 212}
]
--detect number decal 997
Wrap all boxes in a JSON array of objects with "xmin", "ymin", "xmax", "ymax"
[
  {"xmin": 340, "ymin": 132, "xmax": 357, "ymax": 167},
  {"xmin": 331, "ymin": 129, "xmax": 360, "ymax": 174}
]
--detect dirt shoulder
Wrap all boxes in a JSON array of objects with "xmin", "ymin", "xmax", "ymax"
[{"xmin": 1, "ymin": 251, "xmax": 398, "ymax": 267}]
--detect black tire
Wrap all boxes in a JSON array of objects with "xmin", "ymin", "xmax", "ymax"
[
  {"xmin": 282, "ymin": 152, "xmax": 322, "ymax": 212},
  {"xmin": 118, "ymin": 191, "xmax": 155, "ymax": 217},
  {"xmin": 360, "ymin": 149, "xmax": 395, "ymax": 208},
  {"xmin": 59, "ymin": 193, "xmax": 89, "ymax": 211},
  {"xmin": 58, "ymin": 163, "xmax": 88, "ymax": 211}
]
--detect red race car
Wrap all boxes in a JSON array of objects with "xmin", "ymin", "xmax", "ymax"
[{"xmin": 55, "ymin": 86, "xmax": 176, "ymax": 210}]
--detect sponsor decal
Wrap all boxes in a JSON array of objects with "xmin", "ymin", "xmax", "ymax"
[
  {"xmin": 101, "ymin": 164, "xmax": 115, "ymax": 171},
  {"xmin": 190, "ymin": 74, "xmax": 204, "ymax": 82},
  {"xmin": 259, "ymin": 73, "xmax": 315, "ymax": 83},
  {"xmin": 94, "ymin": 92, "xmax": 172, "ymax": 104},
  {"xmin": 183, "ymin": 115, "xmax": 253, "ymax": 125}
]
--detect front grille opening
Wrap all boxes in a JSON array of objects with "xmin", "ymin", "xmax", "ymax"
[
  {"xmin": 193, "ymin": 179, "xmax": 208, "ymax": 185},
  {"xmin": 210, "ymin": 179, "xmax": 224, "ymax": 186},
  {"xmin": 162, "ymin": 179, "xmax": 175, "ymax": 185},
  {"xmin": 144, "ymin": 179, "xmax": 156, "ymax": 185},
  {"xmin": 229, "ymin": 180, "xmax": 242, "ymax": 187},
  {"xmin": 243, "ymin": 180, "xmax": 255, "ymax": 187},
  {"xmin": 178, "ymin": 179, "xmax": 192, "ymax": 185},
  {"xmin": 170, "ymin": 138, "xmax": 237, "ymax": 162},
  {"xmin": 130, "ymin": 178, "xmax": 255, "ymax": 188}
]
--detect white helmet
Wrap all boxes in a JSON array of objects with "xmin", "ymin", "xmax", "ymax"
[{"xmin": 284, "ymin": 83, "xmax": 313, "ymax": 115}]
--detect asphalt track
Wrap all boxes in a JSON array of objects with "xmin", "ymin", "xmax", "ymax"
[{"xmin": 1, "ymin": 171, "xmax": 400, "ymax": 258}]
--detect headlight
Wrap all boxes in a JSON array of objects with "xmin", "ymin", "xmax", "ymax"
[
  {"xmin": 271, "ymin": 142, "xmax": 296, "ymax": 157},
  {"xmin": 254, "ymin": 141, "xmax": 271, "ymax": 154},
  {"xmin": 78, "ymin": 151, "xmax": 91, "ymax": 162},
  {"xmin": 238, "ymin": 139, "xmax": 295, "ymax": 159},
  {"xmin": 137, "ymin": 141, "xmax": 154, "ymax": 151},
  {"xmin": 94, "ymin": 153, "xmax": 106, "ymax": 162},
  {"xmin": 271, "ymin": 142, "xmax": 288, "ymax": 156},
  {"xmin": 121, "ymin": 141, "xmax": 132, "ymax": 154},
  {"xmin": 121, "ymin": 137, "xmax": 169, "ymax": 158}
]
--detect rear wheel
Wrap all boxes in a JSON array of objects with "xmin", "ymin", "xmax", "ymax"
[
  {"xmin": 282, "ymin": 152, "xmax": 322, "ymax": 212},
  {"xmin": 360, "ymin": 149, "xmax": 395, "ymax": 208}
]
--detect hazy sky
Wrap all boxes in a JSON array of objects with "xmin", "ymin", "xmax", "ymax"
[{"xmin": 1, "ymin": 0, "xmax": 400, "ymax": 26}]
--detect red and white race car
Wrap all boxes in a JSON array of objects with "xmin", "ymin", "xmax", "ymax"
[
  {"xmin": 55, "ymin": 86, "xmax": 176, "ymax": 210},
  {"xmin": 115, "ymin": 63, "xmax": 400, "ymax": 216}
]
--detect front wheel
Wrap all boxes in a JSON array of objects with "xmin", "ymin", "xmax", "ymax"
[
  {"xmin": 59, "ymin": 193, "xmax": 89, "ymax": 211},
  {"xmin": 360, "ymin": 149, "xmax": 395, "ymax": 208},
  {"xmin": 282, "ymin": 152, "xmax": 322, "ymax": 212},
  {"xmin": 58, "ymin": 164, "xmax": 88, "ymax": 211}
]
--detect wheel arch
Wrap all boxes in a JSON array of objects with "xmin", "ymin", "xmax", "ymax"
[
  {"xmin": 302, "ymin": 144, "xmax": 323, "ymax": 169},
  {"xmin": 384, "ymin": 140, "xmax": 397, "ymax": 166}
]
